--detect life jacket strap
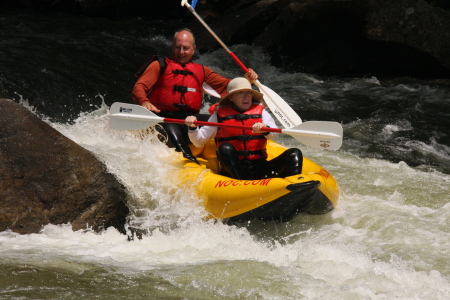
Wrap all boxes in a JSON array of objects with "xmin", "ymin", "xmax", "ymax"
[
  {"xmin": 174, "ymin": 85, "xmax": 197, "ymax": 93},
  {"xmin": 217, "ymin": 135, "xmax": 266, "ymax": 142},
  {"xmin": 172, "ymin": 70, "xmax": 194, "ymax": 76},
  {"xmin": 221, "ymin": 114, "xmax": 262, "ymax": 121},
  {"xmin": 135, "ymin": 55, "xmax": 166, "ymax": 78},
  {"xmin": 173, "ymin": 103, "xmax": 188, "ymax": 110}
]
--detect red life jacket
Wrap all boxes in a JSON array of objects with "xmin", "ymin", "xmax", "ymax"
[
  {"xmin": 147, "ymin": 57, "xmax": 205, "ymax": 113},
  {"xmin": 216, "ymin": 103, "xmax": 268, "ymax": 160}
]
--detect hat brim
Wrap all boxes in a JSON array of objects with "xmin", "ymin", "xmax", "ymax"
[{"xmin": 218, "ymin": 88, "xmax": 264, "ymax": 106}]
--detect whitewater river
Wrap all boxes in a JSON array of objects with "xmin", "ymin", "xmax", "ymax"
[{"xmin": 1, "ymin": 11, "xmax": 449, "ymax": 299}]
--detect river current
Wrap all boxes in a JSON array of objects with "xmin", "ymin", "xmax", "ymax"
[{"xmin": 1, "ymin": 11, "xmax": 449, "ymax": 299}]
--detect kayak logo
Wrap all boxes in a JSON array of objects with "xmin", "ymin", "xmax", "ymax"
[
  {"xmin": 320, "ymin": 140, "xmax": 330, "ymax": 149},
  {"xmin": 273, "ymin": 108, "xmax": 291, "ymax": 128},
  {"xmin": 214, "ymin": 178, "xmax": 272, "ymax": 188},
  {"xmin": 120, "ymin": 107, "xmax": 132, "ymax": 113}
]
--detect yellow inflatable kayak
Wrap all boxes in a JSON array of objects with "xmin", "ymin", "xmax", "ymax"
[
  {"xmin": 108, "ymin": 102, "xmax": 343, "ymax": 224},
  {"xmin": 177, "ymin": 140, "xmax": 339, "ymax": 224}
]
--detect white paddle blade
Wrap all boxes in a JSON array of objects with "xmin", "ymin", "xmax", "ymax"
[
  {"xmin": 109, "ymin": 102, "xmax": 162, "ymax": 130},
  {"xmin": 284, "ymin": 121, "xmax": 343, "ymax": 150},
  {"xmin": 255, "ymin": 80, "xmax": 302, "ymax": 129},
  {"xmin": 202, "ymin": 83, "xmax": 221, "ymax": 98}
]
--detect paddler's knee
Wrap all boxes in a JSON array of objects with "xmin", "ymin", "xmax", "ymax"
[
  {"xmin": 286, "ymin": 148, "xmax": 303, "ymax": 174},
  {"xmin": 217, "ymin": 143, "xmax": 248, "ymax": 180},
  {"xmin": 217, "ymin": 143, "xmax": 239, "ymax": 164}
]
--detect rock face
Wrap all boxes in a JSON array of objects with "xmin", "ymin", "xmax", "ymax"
[
  {"xmin": 366, "ymin": 0, "xmax": 450, "ymax": 71},
  {"xmin": 188, "ymin": 0, "xmax": 450, "ymax": 77},
  {"xmin": 0, "ymin": 99, "xmax": 129, "ymax": 234}
]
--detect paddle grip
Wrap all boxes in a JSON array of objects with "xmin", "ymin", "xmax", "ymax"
[
  {"xmin": 182, "ymin": 1, "xmax": 250, "ymax": 75},
  {"xmin": 163, "ymin": 118, "xmax": 282, "ymax": 133}
]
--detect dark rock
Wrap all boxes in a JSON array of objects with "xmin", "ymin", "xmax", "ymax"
[
  {"xmin": 365, "ymin": 0, "xmax": 450, "ymax": 71},
  {"xmin": 0, "ymin": 99, "xmax": 129, "ymax": 234},
  {"xmin": 189, "ymin": 0, "xmax": 278, "ymax": 51},
  {"xmin": 188, "ymin": 0, "xmax": 450, "ymax": 78}
]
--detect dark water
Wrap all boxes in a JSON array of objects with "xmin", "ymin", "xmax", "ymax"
[
  {"xmin": 1, "ymin": 11, "xmax": 450, "ymax": 300},
  {"xmin": 0, "ymin": 11, "xmax": 179, "ymax": 120},
  {"xmin": 2, "ymin": 11, "xmax": 449, "ymax": 174}
]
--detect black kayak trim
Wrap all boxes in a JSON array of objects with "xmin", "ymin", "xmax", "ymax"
[{"xmin": 224, "ymin": 180, "xmax": 334, "ymax": 224}]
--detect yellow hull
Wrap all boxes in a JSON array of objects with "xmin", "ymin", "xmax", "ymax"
[{"xmin": 176, "ymin": 140, "xmax": 339, "ymax": 223}]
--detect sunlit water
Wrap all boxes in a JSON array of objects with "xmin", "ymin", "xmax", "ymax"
[{"xmin": 1, "ymin": 12, "xmax": 449, "ymax": 299}]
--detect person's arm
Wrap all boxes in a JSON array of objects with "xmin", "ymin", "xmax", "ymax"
[
  {"xmin": 253, "ymin": 109, "xmax": 279, "ymax": 140},
  {"xmin": 186, "ymin": 113, "xmax": 219, "ymax": 147},
  {"xmin": 132, "ymin": 61, "xmax": 161, "ymax": 112},
  {"xmin": 203, "ymin": 66, "xmax": 231, "ymax": 98},
  {"xmin": 203, "ymin": 66, "xmax": 258, "ymax": 100}
]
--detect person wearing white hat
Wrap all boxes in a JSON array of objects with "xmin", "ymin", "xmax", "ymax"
[{"xmin": 186, "ymin": 77, "xmax": 303, "ymax": 180}]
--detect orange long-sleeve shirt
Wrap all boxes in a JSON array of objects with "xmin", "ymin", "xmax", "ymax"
[{"xmin": 132, "ymin": 60, "xmax": 231, "ymax": 106}]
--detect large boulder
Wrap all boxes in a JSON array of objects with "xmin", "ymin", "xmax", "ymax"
[{"xmin": 0, "ymin": 99, "xmax": 129, "ymax": 234}]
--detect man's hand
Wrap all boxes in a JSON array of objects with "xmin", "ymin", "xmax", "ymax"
[
  {"xmin": 244, "ymin": 68, "xmax": 258, "ymax": 84},
  {"xmin": 141, "ymin": 101, "xmax": 160, "ymax": 113}
]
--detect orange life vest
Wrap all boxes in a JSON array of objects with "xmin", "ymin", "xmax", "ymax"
[
  {"xmin": 215, "ymin": 103, "xmax": 268, "ymax": 160},
  {"xmin": 147, "ymin": 57, "xmax": 205, "ymax": 113}
]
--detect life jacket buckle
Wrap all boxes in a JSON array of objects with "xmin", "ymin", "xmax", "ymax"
[{"xmin": 174, "ymin": 85, "xmax": 196, "ymax": 93}]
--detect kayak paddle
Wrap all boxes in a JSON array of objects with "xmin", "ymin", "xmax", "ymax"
[
  {"xmin": 181, "ymin": 0, "xmax": 302, "ymax": 129},
  {"xmin": 109, "ymin": 102, "xmax": 343, "ymax": 150}
]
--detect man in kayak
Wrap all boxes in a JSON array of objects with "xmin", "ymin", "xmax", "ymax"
[
  {"xmin": 132, "ymin": 28, "xmax": 258, "ymax": 164},
  {"xmin": 185, "ymin": 77, "xmax": 303, "ymax": 180}
]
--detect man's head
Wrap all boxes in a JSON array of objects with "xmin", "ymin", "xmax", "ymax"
[{"xmin": 172, "ymin": 28, "xmax": 196, "ymax": 65}]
